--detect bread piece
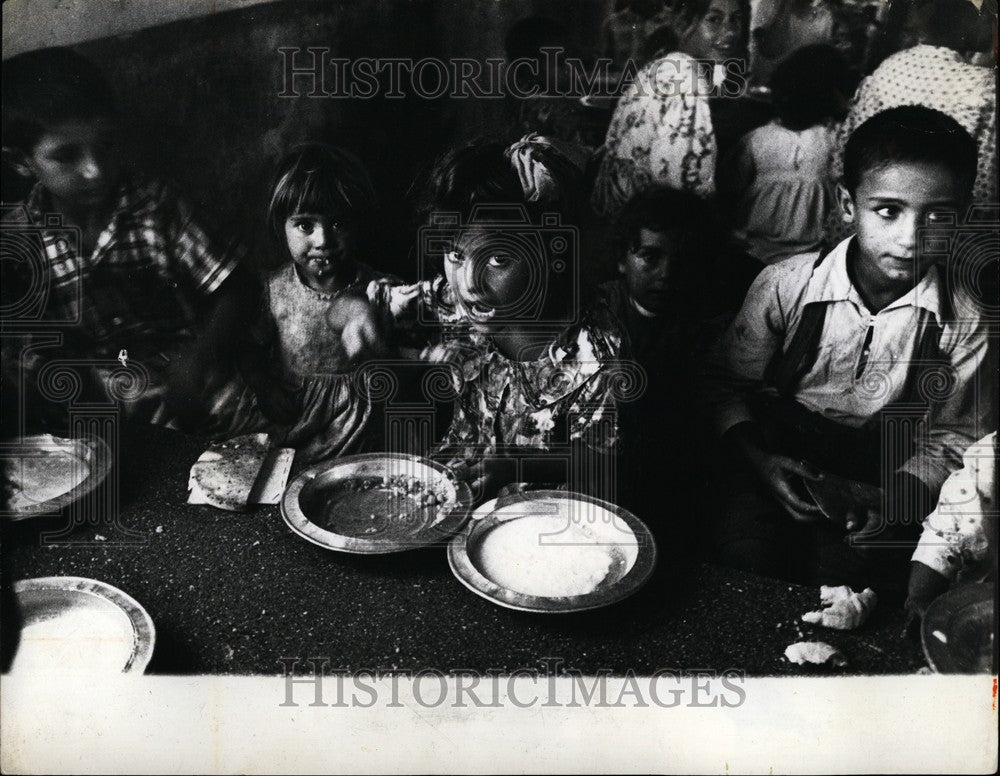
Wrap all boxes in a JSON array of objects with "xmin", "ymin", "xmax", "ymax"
[{"xmin": 190, "ymin": 433, "xmax": 270, "ymax": 512}]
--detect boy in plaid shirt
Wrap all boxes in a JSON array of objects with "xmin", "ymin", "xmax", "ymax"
[{"xmin": 2, "ymin": 48, "xmax": 255, "ymax": 430}]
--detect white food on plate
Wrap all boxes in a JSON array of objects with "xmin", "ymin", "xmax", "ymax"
[
  {"xmin": 477, "ymin": 512, "xmax": 617, "ymax": 598},
  {"xmin": 8, "ymin": 448, "xmax": 88, "ymax": 511},
  {"xmin": 12, "ymin": 608, "xmax": 134, "ymax": 673}
]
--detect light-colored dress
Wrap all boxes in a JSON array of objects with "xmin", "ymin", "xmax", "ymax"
[
  {"xmin": 911, "ymin": 431, "xmax": 995, "ymax": 584},
  {"xmin": 731, "ymin": 121, "xmax": 836, "ymax": 264},
  {"xmin": 228, "ymin": 261, "xmax": 395, "ymax": 464},
  {"xmin": 592, "ymin": 51, "xmax": 717, "ymax": 217}
]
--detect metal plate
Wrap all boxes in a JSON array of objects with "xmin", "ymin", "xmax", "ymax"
[
  {"xmin": 448, "ymin": 490, "xmax": 657, "ymax": 613},
  {"xmin": 281, "ymin": 453, "xmax": 473, "ymax": 554},
  {"xmin": 922, "ymin": 583, "xmax": 995, "ymax": 674},
  {"xmin": 11, "ymin": 576, "xmax": 155, "ymax": 674},
  {"xmin": 3, "ymin": 434, "xmax": 112, "ymax": 520}
]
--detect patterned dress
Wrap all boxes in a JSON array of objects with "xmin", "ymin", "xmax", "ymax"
[
  {"xmin": 592, "ymin": 51, "xmax": 717, "ymax": 217},
  {"xmin": 442, "ymin": 297, "xmax": 630, "ymax": 462}
]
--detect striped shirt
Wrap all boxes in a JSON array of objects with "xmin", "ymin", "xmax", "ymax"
[{"xmin": 2, "ymin": 178, "xmax": 239, "ymax": 357}]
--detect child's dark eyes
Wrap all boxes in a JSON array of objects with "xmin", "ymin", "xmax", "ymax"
[
  {"xmin": 486, "ymin": 255, "xmax": 514, "ymax": 268},
  {"xmin": 48, "ymin": 147, "xmax": 81, "ymax": 164},
  {"xmin": 874, "ymin": 206, "xmax": 900, "ymax": 219},
  {"xmin": 290, "ymin": 218, "xmax": 342, "ymax": 234}
]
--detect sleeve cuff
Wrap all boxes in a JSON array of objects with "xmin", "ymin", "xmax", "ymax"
[{"xmin": 911, "ymin": 533, "xmax": 960, "ymax": 581}]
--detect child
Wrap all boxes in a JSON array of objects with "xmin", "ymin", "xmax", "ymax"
[
  {"xmin": 602, "ymin": 187, "xmax": 727, "ymax": 531},
  {"xmin": 417, "ymin": 141, "xmax": 630, "ymax": 503},
  {"xmin": 1, "ymin": 48, "xmax": 254, "ymax": 430},
  {"xmin": 904, "ymin": 430, "xmax": 995, "ymax": 636},
  {"xmin": 702, "ymin": 106, "xmax": 994, "ymax": 594},
  {"xmin": 591, "ymin": 0, "xmax": 751, "ymax": 216},
  {"xmin": 728, "ymin": 45, "xmax": 854, "ymax": 265},
  {"xmin": 602, "ymin": 187, "xmax": 723, "ymax": 362},
  {"xmin": 229, "ymin": 144, "xmax": 395, "ymax": 463},
  {"xmin": 600, "ymin": 0, "xmax": 674, "ymax": 74}
]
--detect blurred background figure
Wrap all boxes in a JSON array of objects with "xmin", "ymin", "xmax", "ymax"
[
  {"xmin": 824, "ymin": 0, "xmax": 997, "ymax": 248},
  {"xmin": 504, "ymin": 15, "xmax": 607, "ymax": 148},
  {"xmin": 601, "ymin": 0, "xmax": 676, "ymax": 73},
  {"xmin": 751, "ymin": 0, "xmax": 838, "ymax": 83},
  {"xmin": 726, "ymin": 44, "xmax": 856, "ymax": 264},
  {"xmin": 592, "ymin": 0, "xmax": 754, "ymax": 215}
]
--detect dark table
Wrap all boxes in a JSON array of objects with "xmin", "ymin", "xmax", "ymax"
[{"xmin": 2, "ymin": 424, "xmax": 927, "ymax": 675}]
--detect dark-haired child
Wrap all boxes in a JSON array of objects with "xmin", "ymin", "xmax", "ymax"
[
  {"xmin": 227, "ymin": 144, "xmax": 396, "ymax": 463},
  {"xmin": 603, "ymin": 187, "xmax": 726, "ymax": 529},
  {"xmin": 729, "ymin": 45, "xmax": 854, "ymax": 265},
  {"xmin": 703, "ymin": 106, "xmax": 994, "ymax": 594},
  {"xmin": 2, "ymin": 48, "xmax": 253, "ymax": 429},
  {"xmin": 417, "ymin": 139, "xmax": 629, "ymax": 503}
]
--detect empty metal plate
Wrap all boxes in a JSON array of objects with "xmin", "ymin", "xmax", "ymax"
[{"xmin": 281, "ymin": 453, "xmax": 473, "ymax": 554}]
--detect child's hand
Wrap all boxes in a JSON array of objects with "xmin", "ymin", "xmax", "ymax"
[
  {"xmin": 843, "ymin": 504, "xmax": 881, "ymax": 535},
  {"xmin": 449, "ymin": 456, "xmax": 518, "ymax": 504},
  {"xmin": 748, "ymin": 450, "xmax": 824, "ymax": 522},
  {"xmin": 328, "ymin": 295, "xmax": 389, "ymax": 363}
]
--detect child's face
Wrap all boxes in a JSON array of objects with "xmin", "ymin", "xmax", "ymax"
[
  {"xmin": 837, "ymin": 160, "xmax": 968, "ymax": 293},
  {"xmin": 445, "ymin": 227, "xmax": 537, "ymax": 328},
  {"xmin": 681, "ymin": 0, "xmax": 744, "ymax": 61},
  {"xmin": 619, "ymin": 228, "xmax": 682, "ymax": 314},
  {"xmin": 284, "ymin": 213, "xmax": 354, "ymax": 281},
  {"xmin": 17, "ymin": 118, "xmax": 120, "ymax": 212}
]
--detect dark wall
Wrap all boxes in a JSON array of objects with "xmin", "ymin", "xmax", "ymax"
[{"xmin": 6, "ymin": 0, "xmax": 610, "ymax": 277}]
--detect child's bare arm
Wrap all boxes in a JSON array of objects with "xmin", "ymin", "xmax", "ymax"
[{"xmin": 902, "ymin": 561, "xmax": 950, "ymax": 639}]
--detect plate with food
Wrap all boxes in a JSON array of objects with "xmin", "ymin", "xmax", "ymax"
[
  {"xmin": 922, "ymin": 582, "xmax": 995, "ymax": 674},
  {"xmin": 10, "ymin": 576, "xmax": 155, "ymax": 674},
  {"xmin": 448, "ymin": 490, "xmax": 657, "ymax": 613},
  {"xmin": 281, "ymin": 453, "xmax": 473, "ymax": 554},
  {"xmin": 3, "ymin": 434, "xmax": 112, "ymax": 519}
]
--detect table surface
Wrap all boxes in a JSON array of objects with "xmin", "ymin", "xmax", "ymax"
[{"xmin": 2, "ymin": 424, "xmax": 928, "ymax": 676}]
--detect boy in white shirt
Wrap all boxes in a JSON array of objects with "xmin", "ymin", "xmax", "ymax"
[{"xmin": 703, "ymin": 106, "xmax": 994, "ymax": 593}]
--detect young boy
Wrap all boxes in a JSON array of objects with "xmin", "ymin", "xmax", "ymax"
[
  {"xmin": 1, "ymin": 48, "xmax": 255, "ymax": 430},
  {"xmin": 703, "ymin": 106, "xmax": 994, "ymax": 594},
  {"xmin": 602, "ymin": 188, "xmax": 726, "ymax": 535}
]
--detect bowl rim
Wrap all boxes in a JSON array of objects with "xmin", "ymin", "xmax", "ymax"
[
  {"xmin": 447, "ymin": 489, "xmax": 658, "ymax": 613},
  {"xmin": 12, "ymin": 575, "xmax": 156, "ymax": 674},
  {"xmin": 921, "ymin": 581, "xmax": 995, "ymax": 674},
  {"xmin": 2, "ymin": 433, "xmax": 113, "ymax": 520},
  {"xmin": 280, "ymin": 452, "xmax": 474, "ymax": 554}
]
